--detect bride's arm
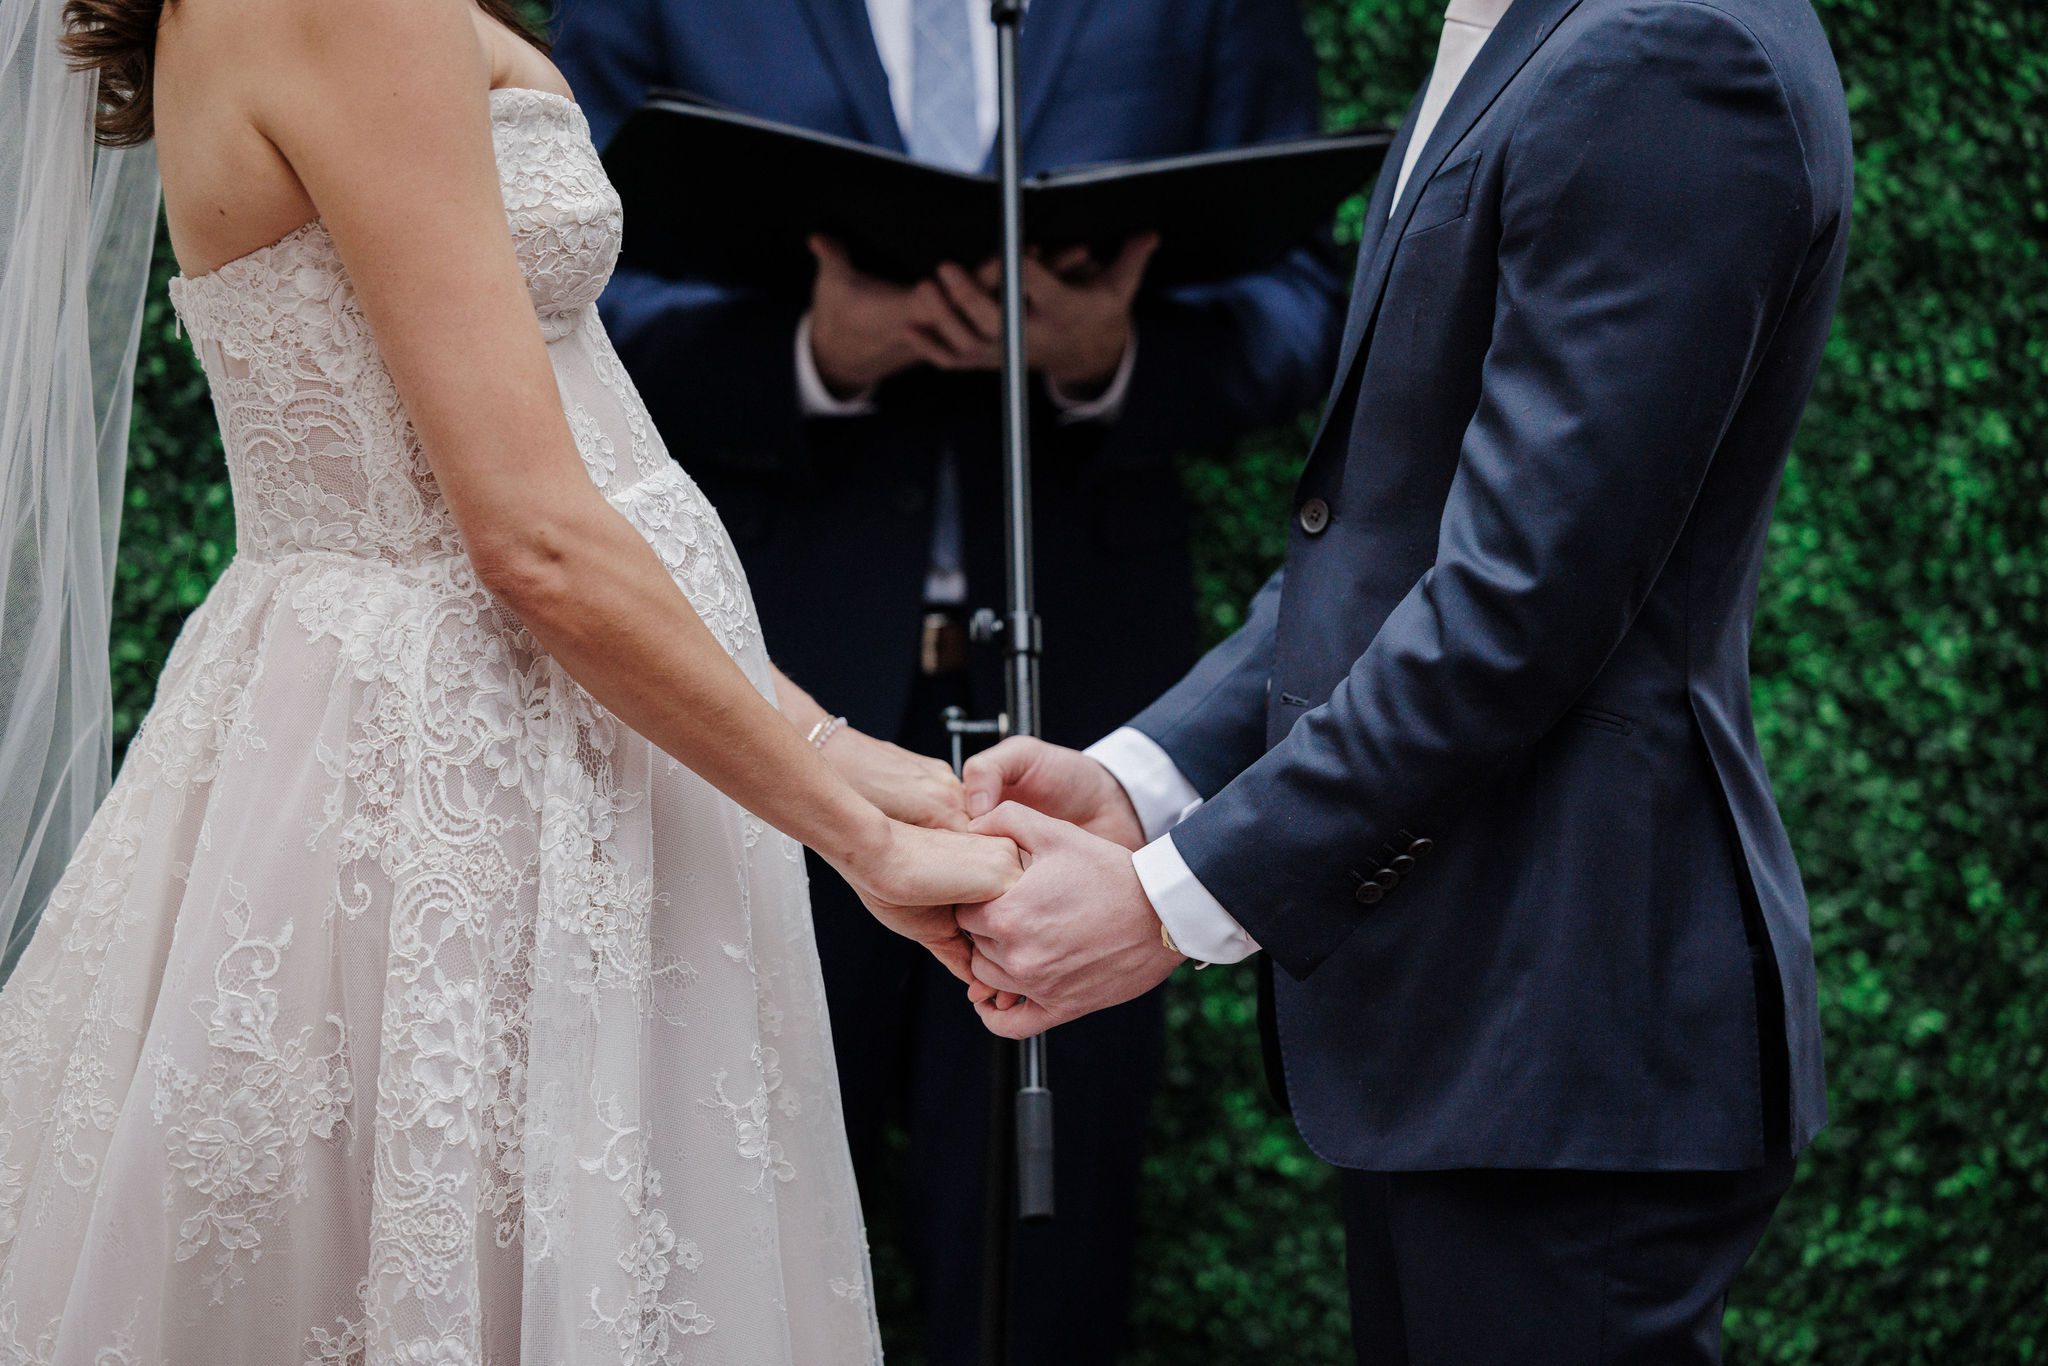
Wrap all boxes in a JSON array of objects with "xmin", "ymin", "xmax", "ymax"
[
  {"xmin": 246, "ymin": 0, "xmax": 1015, "ymax": 969},
  {"xmin": 770, "ymin": 666, "xmax": 971, "ymax": 832}
]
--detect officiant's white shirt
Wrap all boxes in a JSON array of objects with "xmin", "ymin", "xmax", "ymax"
[{"xmin": 1094, "ymin": 0, "xmax": 1515, "ymax": 966}]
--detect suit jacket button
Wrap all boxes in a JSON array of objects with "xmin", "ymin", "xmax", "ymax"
[
  {"xmin": 1408, "ymin": 837, "xmax": 1434, "ymax": 858},
  {"xmin": 1299, "ymin": 498, "xmax": 1330, "ymax": 535},
  {"xmin": 1390, "ymin": 855, "xmax": 1416, "ymax": 875},
  {"xmin": 1374, "ymin": 869, "xmax": 1400, "ymax": 890},
  {"xmin": 1354, "ymin": 881, "xmax": 1384, "ymax": 906}
]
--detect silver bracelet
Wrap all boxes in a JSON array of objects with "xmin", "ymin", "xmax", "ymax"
[{"xmin": 807, "ymin": 715, "xmax": 847, "ymax": 751}]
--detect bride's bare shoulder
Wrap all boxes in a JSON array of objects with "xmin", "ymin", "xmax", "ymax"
[
  {"xmin": 160, "ymin": 0, "xmax": 492, "ymax": 112},
  {"xmin": 154, "ymin": 0, "xmax": 495, "ymax": 277}
]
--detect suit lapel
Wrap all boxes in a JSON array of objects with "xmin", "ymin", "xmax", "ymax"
[
  {"xmin": 1012, "ymin": 0, "xmax": 1098, "ymax": 161},
  {"xmin": 791, "ymin": 0, "xmax": 908, "ymax": 153},
  {"xmin": 1321, "ymin": 87, "xmax": 1429, "ymax": 410},
  {"xmin": 1306, "ymin": 0, "xmax": 1586, "ymax": 456}
]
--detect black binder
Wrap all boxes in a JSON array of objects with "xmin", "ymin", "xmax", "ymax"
[{"xmin": 602, "ymin": 91, "xmax": 1393, "ymax": 294}]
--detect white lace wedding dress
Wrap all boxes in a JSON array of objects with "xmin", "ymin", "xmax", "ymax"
[{"xmin": 0, "ymin": 88, "xmax": 881, "ymax": 1364}]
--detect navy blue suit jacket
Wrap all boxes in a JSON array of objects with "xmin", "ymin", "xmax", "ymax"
[
  {"xmin": 554, "ymin": 0, "xmax": 1346, "ymax": 745},
  {"xmin": 1133, "ymin": 0, "xmax": 1851, "ymax": 1171}
]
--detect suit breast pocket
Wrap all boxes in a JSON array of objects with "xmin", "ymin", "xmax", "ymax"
[{"xmin": 1402, "ymin": 151, "xmax": 1482, "ymax": 239}]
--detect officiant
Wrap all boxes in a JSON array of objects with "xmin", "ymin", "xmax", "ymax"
[{"xmin": 553, "ymin": 1, "xmax": 1345, "ymax": 1359}]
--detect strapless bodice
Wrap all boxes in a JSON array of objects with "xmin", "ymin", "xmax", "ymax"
[
  {"xmin": 163, "ymin": 90, "xmax": 662, "ymax": 566},
  {"xmin": 170, "ymin": 88, "xmax": 618, "ymax": 344},
  {"xmin": 158, "ymin": 88, "xmax": 759, "ymax": 657}
]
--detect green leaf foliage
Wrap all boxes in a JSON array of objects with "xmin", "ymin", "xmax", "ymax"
[{"xmin": 109, "ymin": 1, "xmax": 2043, "ymax": 1359}]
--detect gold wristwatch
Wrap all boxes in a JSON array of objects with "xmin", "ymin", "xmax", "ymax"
[{"xmin": 1159, "ymin": 917, "xmax": 1211, "ymax": 971}]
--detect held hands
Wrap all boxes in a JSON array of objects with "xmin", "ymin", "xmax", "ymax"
[
  {"xmin": 955, "ymin": 802, "xmax": 1183, "ymax": 1039},
  {"xmin": 824, "ymin": 727, "xmax": 972, "ymax": 831},
  {"xmin": 807, "ymin": 233, "xmax": 1160, "ymax": 397},
  {"xmin": 962, "ymin": 736, "xmax": 1146, "ymax": 850},
  {"xmin": 956, "ymin": 737, "xmax": 1177, "ymax": 1037},
  {"xmin": 834, "ymin": 817, "xmax": 1023, "ymax": 989},
  {"xmin": 808, "ymin": 720, "xmax": 1006, "ymax": 987}
]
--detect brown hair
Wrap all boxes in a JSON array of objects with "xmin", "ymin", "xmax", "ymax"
[{"xmin": 60, "ymin": 0, "xmax": 552, "ymax": 148}]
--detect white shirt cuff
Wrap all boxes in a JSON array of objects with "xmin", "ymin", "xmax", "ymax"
[
  {"xmin": 1085, "ymin": 725, "xmax": 1201, "ymax": 844},
  {"xmin": 1086, "ymin": 726, "xmax": 1260, "ymax": 965},
  {"xmin": 1045, "ymin": 329, "xmax": 1137, "ymax": 423},
  {"xmin": 795, "ymin": 312, "xmax": 878, "ymax": 417},
  {"xmin": 1133, "ymin": 834, "xmax": 1261, "ymax": 966}
]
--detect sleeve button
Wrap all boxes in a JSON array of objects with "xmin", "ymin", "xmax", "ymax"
[{"xmin": 1354, "ymin": 881, "xmax": 1384, "ymax": 906}]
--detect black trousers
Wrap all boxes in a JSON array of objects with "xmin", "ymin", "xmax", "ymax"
[
  {"xmin": 807, "ymin": 666, "xmax": 1165, "ymax": 1366},
  {"xmin": 1341, "ymin": 886, "xmax": 1799, "ymax": 1365},
  {"xmin": 1340, "ymin": 1155, "xmax": 1793, "ymax": 1365}
]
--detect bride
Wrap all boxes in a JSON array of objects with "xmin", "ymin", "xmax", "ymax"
[{"xmin": 0, "ymin": 0, "xmax": 1022, "ymax": 1358}]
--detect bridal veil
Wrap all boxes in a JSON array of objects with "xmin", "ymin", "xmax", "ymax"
[{"xmin": 0, "ymin": 0, "xmax": 160, "ymax": 968}]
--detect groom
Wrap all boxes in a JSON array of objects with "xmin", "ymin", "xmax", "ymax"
[{"xmin": 960, "ymin": 0, "xmax": 1852, "ymax": 1358}]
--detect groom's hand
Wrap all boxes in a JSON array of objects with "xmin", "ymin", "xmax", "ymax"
[
  {"xmin": 955, "ymin": 802, "xmax": 1183, "ymax": 1039},
  {"xmin": 961, "ymin": 736, "xmax": 1145, "ymax": 851}
]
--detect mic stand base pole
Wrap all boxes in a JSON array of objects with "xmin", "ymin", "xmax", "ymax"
[
  {"xmin": 991, "ymin": 0, "xmax": 1056, "ymax": 1228},
  {"xmin": 978, "ymin": 1035, "xmax": 1020, "ymax": 1366},
  {"xmin": 948, "ymin": 709, "xmax": 1019, "ymax": 1366},
  {"xmin": 989, "ymin": 0, "xmax": 1055, "ymax": 1227},
  {"xmin": 974, "ymin": 4, "xmax": 1054, "ymax": 1364}
]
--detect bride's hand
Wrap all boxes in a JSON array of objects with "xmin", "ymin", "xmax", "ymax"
[
  {"xmin": 825, "ymin": 730, "xmax": 972, "ymax": 832},
  {"xmin": 836, "ymin": 820, "xmax": 1023, "ymax": 986}
]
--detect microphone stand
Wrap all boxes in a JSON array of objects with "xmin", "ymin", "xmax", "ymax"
[{"xmin": 945, "ymin": 4, "xmax": 1053, "ymax": 1363}]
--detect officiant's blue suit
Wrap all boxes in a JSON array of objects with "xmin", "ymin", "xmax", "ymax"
[
  {"xmin": 553, "ymin": 1, "xmax": 1345, "ymax": 1360},
  {"xmin": 1127, "ymin": 0, "xmax": 1850, "ymax": 1355},
  {"xmin": 556, "ymin": 0, "xmax": 1340, "ymax": 743}
]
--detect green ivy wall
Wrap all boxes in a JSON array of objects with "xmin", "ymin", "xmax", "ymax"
[{"xmin": 107, "ymin": 2, "xmax": 2044, "ymax": 1359}]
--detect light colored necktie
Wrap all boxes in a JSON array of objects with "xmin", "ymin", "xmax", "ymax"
[
  {"xmin": 1390, "ymin": 0, "xmax": 1515, "ymax": 214},
  {"xmin": 909, "ymin": 0, "xmax": 982, "ymax": 171},
  {"xmin": 906, "ymin": 0, "xmax": 978, "ymax": 598}
]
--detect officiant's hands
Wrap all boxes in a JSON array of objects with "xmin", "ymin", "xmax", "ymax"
[
  {"xmin": 806, "ymin": 233, "xmax": 1159, "ymax": 397},
  {"xmin": 944, "ymin": 234, "xmax": 1159, "ymax": 393},
  {"xmin": 808, "ymin": 235, "xmax": 952, "ymax": 394},
  {"xmin": 954, "ymin": 802, "xmax": 1182, "ymax": 1039}
]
